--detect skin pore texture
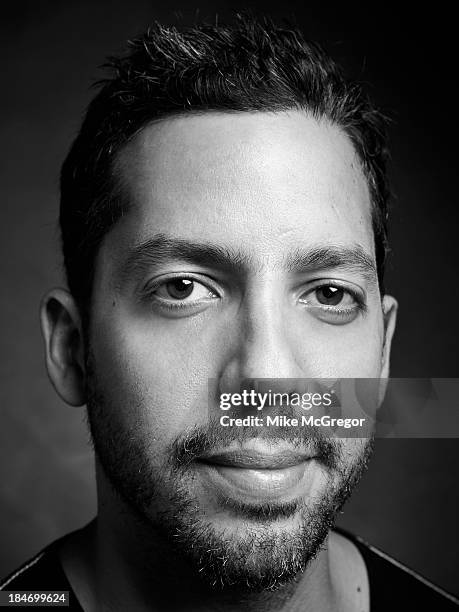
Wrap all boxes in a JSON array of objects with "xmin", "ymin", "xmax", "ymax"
[{"xmin": 42, "ymin": 110, "xmax": 397, "ymax": 611}]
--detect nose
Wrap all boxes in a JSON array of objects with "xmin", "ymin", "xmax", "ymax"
[{"xmin": 218, "ymin": 282, "xmax": 305, "ymax": 394}]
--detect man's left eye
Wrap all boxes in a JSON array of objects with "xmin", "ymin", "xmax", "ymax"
[
  {"xmin": 314, "ymin": 285, "xmax": 348, "ymax": 306},
  {"xmin": 299, "ymin": 284, "xmax": 361, "ymax": 310}
]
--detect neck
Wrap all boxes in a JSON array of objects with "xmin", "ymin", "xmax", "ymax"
[
  {"xmin": 62, "ymin": 514, "xmax": 340, "ymax": 611},
  {"xmin": 98, "ymin": 515, "xmax": 336, "ymax": 612}
]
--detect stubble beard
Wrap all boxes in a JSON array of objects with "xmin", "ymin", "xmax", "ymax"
[{"xmin": 85, "ymin": 362, "xmax": 373, "ymax": 592}]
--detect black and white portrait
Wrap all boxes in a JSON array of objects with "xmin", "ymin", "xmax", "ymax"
[{"xmin": 0, "ymin": 3, "xmax": 458, "ymax": 610}]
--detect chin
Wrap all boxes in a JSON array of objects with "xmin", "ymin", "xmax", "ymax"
[
  {"xmin": 150, "ymin": 483, "xmax": 340, "ymax": 591},
  {"xmin": 174, "ymin": 510, "xmax": 332, "ymax": 591}
]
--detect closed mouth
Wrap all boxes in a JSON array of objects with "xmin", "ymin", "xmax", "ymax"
[{"xmin": 198, "ymin": 448, "xmax": 315, "ymax": 470}]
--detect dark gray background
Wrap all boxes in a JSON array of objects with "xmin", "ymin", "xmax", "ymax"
[{"xmin": 1, "ymin": 0, "xmax": 458, "ymax": 597}]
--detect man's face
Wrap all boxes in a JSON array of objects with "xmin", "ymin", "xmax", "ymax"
[{"xmin": 86, "ymin": 111, "xmax": 395, "ymax": 588}]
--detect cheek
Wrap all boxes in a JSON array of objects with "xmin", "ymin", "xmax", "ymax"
[
  {"xmin": 89, "ymin": 312, "xmax": 218, "ymax": 445},
  {"xmin": 339, "ymin": 438, "xmax": 372, "ymax": 472},
  {"xmin": 297, "ymin": 330, "xmax": 384, "ymax": 378}
]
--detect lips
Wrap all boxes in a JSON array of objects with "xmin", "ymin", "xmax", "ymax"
[
  {"xmin": 195, "ymin": 442, "xmax": 318, "ymax": 505},
  {"xmin": 199, "ymin": 448, "xmax": 313, "ymax": 469}
]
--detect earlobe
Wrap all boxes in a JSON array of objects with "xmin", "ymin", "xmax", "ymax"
[{"xmin": 40, "ymin": 288, "xmax": 87, "ymax": 407}]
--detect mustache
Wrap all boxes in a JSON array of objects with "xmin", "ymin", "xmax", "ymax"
[{"xmin": 169, "ymin": 418, "xmax": 342, "ymax": 472}]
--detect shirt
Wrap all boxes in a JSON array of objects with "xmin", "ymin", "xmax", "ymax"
[{"xmin": 1, "ymin": 528, "xmax": 458, "ymax": 610}]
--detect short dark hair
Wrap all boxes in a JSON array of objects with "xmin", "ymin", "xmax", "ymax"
[{"xmin": 60, "ymin": 14, "xmax": 390, "ymax": 315}]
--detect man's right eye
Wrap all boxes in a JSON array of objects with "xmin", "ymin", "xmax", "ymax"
[
  {"xmin": 142, "ymin": 275, "xmax": 220, "ymax": 312},
  {"xmin": 154, "ymin": 278, "xmax": 217, "ymax": 302}
]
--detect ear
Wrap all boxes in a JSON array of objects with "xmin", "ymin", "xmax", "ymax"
[
  {"xmin": 40, "ymin": 288, "xmax": 86, "ymax": 406},
  {"xmin": 380, "ymin": 294, "xmax": 398, "ymax": 379}
]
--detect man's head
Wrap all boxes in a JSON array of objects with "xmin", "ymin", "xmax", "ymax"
[{"xmin": 41, "ymin": 15, "xmax": 397, "ymax": 592}]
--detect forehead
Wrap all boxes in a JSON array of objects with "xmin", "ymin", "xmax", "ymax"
[{"xmin": 111, "ymin": 110, "xmax": 373, "ymax": 263}]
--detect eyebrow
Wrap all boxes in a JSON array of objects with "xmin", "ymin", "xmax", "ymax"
[
  {"xmin": 120, "ymin": 233, "xmax": 377, "ymax": 284},
  {"xmin": 284, "ymin": 245, "xmax": 377, "ymax": 282},
  {"xmin": 120, "ymin": 234, "xmax": 254, "ymax": 283}
]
